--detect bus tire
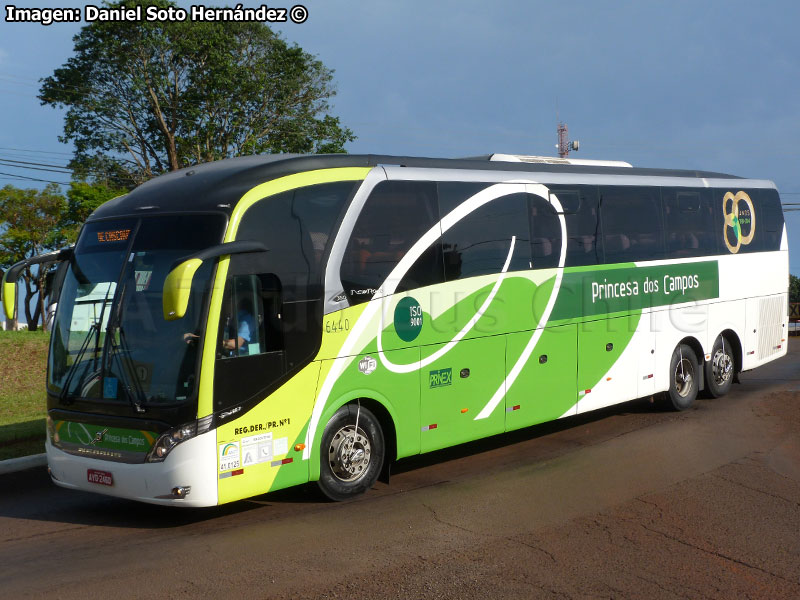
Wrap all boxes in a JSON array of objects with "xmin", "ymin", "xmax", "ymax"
[
  {"xmin": 705, "ymin": 335, "xmax": 734, "ymax": 398},
  {"xmin": 667, "ymin": 344, "xmax": 699, "ymax": 410},
  {"xmin": 317, "ymin": 403, "xmax": 384, "ymax": 501}
]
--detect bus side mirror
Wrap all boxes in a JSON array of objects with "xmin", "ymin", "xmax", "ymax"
[
  {"xmin": 1, "ymin": 247, "xmax": 72, "ymax": 321},
  {"xmin": 163, "ymin": 259, "xmax": 203, "ymax": 321},
  {"xmin": 162, "ymin": 240, "xmax": 268, "ymax": 321},
  {"xmin": 2, "ymin": 270, "xmax": 16, "ymax": 321}
]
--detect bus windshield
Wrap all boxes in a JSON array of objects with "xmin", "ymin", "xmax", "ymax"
[{"xmin": 47, "ymin": 214, "xmax": 226, "ymax": 409}]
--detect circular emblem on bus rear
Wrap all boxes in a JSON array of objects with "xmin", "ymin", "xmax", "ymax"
[
  {"xmin": 394, "ymin": 296, "xmax": 423, "ymax": 342},
  {"xmin": 723, "ymin": 191, "xmax": 755, "ymax": 254}
]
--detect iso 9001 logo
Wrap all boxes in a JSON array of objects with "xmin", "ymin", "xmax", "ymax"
[{"xmin": 723, "ymin": 191, "xmax": 755, "ymax": 254}]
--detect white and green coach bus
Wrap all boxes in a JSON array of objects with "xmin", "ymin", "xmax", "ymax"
[{"xmin": 1, "ymin": 153, "xmax": 788, "ymax": 506}]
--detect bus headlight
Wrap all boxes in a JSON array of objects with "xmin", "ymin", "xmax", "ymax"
[{"xmin": 146, "ymin": 415, "xmax": 213, "ymax": 462}]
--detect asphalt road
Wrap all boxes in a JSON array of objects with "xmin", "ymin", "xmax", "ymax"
[{"xmin": 1, "ymin": 344, "xmax": 799, "ymax": 599}]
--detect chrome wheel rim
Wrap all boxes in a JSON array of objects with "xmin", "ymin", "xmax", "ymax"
[
  {"xmin": 711, "ymin": 349, "xmax": 733, "ymax": 386},
  {"xmin": 674, "ymin": 358, "xmax": 695, "ymax": 398},
  {"xmin": 328, "ymin": 425, "xmax": 371, "ymax": 482}
]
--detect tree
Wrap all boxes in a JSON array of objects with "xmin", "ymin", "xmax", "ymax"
[
  {"xmin": 790, "ymin": 274, "xmax": 800, "ymax": 304},
  {"xmin": 0, "ymin": 181, "xmax": 121, "ymax": 331},
  {"xmin": 60, "ymin": 180, "xmax": 126, "ymax": 243},
  {"xmin": 39, "ymin": 0, "xmax": 355, "ymax": 188},
  {"xmin": 0, "ymin": 185, "xmax": 67, "ymax": 331}
]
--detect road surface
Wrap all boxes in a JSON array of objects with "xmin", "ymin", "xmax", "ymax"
[{"xmin": 1, "ymin": 344, "xmax": 799, "ymax": 598}]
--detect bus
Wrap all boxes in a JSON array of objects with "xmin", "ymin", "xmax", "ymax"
[{"xmin": 1, "ymin": 153, "xmax": 788, "ymax": 506}]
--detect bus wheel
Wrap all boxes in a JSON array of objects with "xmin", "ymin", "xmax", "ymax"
[
  {"xmin": 705, "ymin": 335, "xmax": 734, "ymax": 398},
  {"xmin": 668, "ymin": 344, "xmax": 699, "ymax": 410},
  {"xmin": 317, "ymin": 403, "xmax": 384, "ymax": 501}
]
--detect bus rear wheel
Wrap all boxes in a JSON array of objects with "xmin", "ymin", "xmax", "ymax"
[
  {"xmin": 317, "ymin": 403, "xmax": 384, "ymax": 501},
  {"xmin": 705, "ymin": 335, "xmax": 734, "ymax": 398},
  {"xmin": 667, "ymin": 344, "xmax": 699, "ymax": 411}
]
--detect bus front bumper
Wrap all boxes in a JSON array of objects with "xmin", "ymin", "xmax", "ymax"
[{"xmin": 46, "ymin": 429, "xmax": 218, "ymax": 507}]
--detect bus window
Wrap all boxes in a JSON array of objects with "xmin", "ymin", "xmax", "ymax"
[
  {"xmin": 340, "ymin": 181, "xmax": 441, "ymax": 303},
  {"xmin": 214, "ymin": 267, "xmax": 285, "ymax": 411},
  {"xmin": 529, "ymin": 194, "xmax": 561, "ymax": 269},
  {"xmin": 759, "ymin": 189, "xmax": 784, "ymax": 251},
  {"xmin": 549, "ymin": 189, "xmax": 580, "ymax": 214},
  {"xmin": 550, "ymin": 185, "xmax": 600, "ymax": 267},
  {"xmin": 218, "ymin": 274, "xmax": 282, "ymax": 359},
  {"xmin": 663, "ymin": 188, "xmax": 717, "ymax": 258},
  {"xmin": 600, "ymin": 186, "xmax": 666, "ymax": 264},
  {"xmin": 236, "ymin": 182, "xmax": 354, "ymax": 301},
  {"xmin": 439, "ymin": 185, "xmax": 530, "ymax": 280}
]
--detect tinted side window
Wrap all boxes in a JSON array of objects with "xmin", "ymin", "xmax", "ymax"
[
  {"xmin": 529, "ymin": 194, "xmax": 561, "ymax": 269},
  {"xmin": 236, "ymin": 182, "xmax": 355, "ymax": 301},
  {"xmin": 340, "ymin": 181, "xmax": 441, "ymax": 304},
  {"xmin": 759, "ymin": 189, "xmax": 784, "ymax": 251},
  {"xmin": 549, "ymin": 185, "xmax": 600, "ymax": 267},
  {"xmin": 663, "ymin": 188, "xmax": 718, "ymax": 258},
  {"xmin": 600, "ymin": 186, "xmax": 665, "ymax": 263},
  {"xmin": 439, "ymin": 185, "xmax": 531, "ymax": 280},
  {"xmin": 214, "ymin": 182, "xmax": 354, "ymax": 411}
]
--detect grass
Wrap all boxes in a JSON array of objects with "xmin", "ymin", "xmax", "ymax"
[{"xmin": 0, "ymin": 330, "xmax": 50, "ymax": 460}]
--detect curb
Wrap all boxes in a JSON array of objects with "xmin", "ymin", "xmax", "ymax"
[{"xmin": 0, "ymin": 453, "xmax": 47, "ymax": 476}]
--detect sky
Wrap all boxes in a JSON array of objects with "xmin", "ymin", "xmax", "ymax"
[{"xmin": 1, "ymin": 0, "xmax": 800, "ymax": 324}]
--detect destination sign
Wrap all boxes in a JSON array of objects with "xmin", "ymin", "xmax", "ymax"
[{"xmin": 96, "ymin": 229, "xmax": 131, "ymax": 243}]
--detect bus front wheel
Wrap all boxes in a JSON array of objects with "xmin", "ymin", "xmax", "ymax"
[
  {"xmin": 667, "ymin": 344, "xmax": 699, "ymax": 410},
  {"xmin": 705, "ymin": 335, "xmax": 734, "ymax": 398},
  {"xmin": 317, "ymin": 403, "xmax": 384, "ymax": 501}
]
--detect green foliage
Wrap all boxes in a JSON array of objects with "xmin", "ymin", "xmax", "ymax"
[
  {"xmin": 790, "ymin": 274, "xmax": 800, "ymax": 304},
  {"xmin": 60, "ymin": 180, "xmax": 125, "ymax": 243},
  {"xmin": 0, "ymin": 181, "xmax": 120, "ymax": 328},
  {"xmin": 39, "ymin": 0, "xmax": 356, "ymax": 188},
  {"xmin": 0, "ymin": 184, "xmax": 66, "ymax": 266},
  {"xmin": 0, "ymin": 184, "xmax": 67, "ymax": 330}
]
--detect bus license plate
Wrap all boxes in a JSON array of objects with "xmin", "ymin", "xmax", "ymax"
[{"xmin": 87, "ymin": 469, "xmax": 113, "ymax": 486}]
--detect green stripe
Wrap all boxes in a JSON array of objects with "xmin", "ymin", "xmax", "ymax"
[{"xmin": 551, "ymin": 260, "xmax": 719, "ymax": 321}]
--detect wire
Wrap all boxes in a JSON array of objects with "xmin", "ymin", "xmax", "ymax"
[
  {"xmin": 0, "ymin": 157, "xmax": 71, "ymax": 170},
  {"xmin": 0, "ymin": 161, "xmax": 71, "ymax": 175},
  {"xmin": 0, "ymin": 146, "xmax": 72, "ymax": 157},
  {"xmin": 0, "ymin": 171, "xmax": 70, "ymax": 185}
]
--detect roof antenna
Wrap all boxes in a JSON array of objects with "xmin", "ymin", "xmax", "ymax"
[
  {"xmin": 557, "ymin": 120, "xmax": 580, "ymax": 159},
  {"xmin": 556, "ymin": 102, "xmax": 580, "ymax": 158}
]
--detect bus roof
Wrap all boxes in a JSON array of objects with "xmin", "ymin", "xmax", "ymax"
[{"xmin": 89, "ymin": 153, "xmax": 744, "ymax": 221}]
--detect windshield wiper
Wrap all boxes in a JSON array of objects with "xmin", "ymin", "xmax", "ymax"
[
  {"xmin": 58, "ymin": 282, "xmax": 115, "ymax": 404},
  {"xmin": 58, "ymin": 321, "xmax": 99, "ymax": 404},
  {"xmin": 104, "ymin": 281, "xmax": 148, "ymax": 413}
]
